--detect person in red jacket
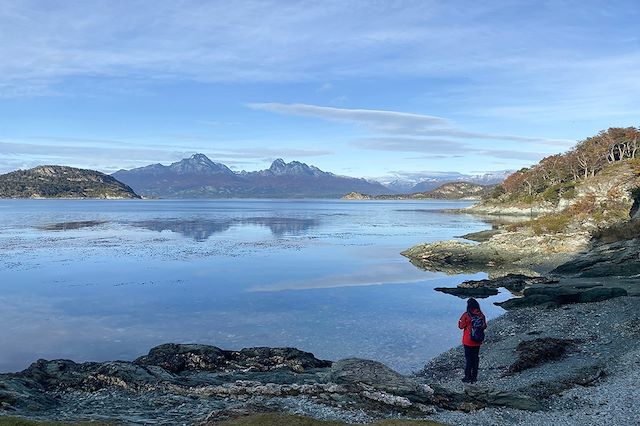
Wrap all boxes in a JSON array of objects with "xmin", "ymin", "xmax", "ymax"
[{"xmin": 458, "ymin": 298, "xmax": 487, "ymax": 383}]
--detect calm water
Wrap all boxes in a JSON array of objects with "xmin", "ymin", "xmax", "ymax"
[{"xmin": 0, "ymin": 199, "xmax": 509, "ymax": 373}]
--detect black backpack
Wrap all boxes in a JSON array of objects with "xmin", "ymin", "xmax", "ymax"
[{"xmin": 468, "ymin": 312, "xmax": 485, "ymax": 343}]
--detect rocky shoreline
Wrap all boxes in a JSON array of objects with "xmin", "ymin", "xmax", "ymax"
[{"xmin": 0, "ymin": 342, "xmax": 547, "ymax": 425}]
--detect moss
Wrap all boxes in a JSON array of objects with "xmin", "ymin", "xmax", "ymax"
[{"xmin": 561, "ymin": 188, "xmax": 576, "ymax": 199}]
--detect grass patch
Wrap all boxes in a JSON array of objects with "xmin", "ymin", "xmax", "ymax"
[
  {"xmin": 214, "ymin": 413, "xmax": 448, "ymax": 426},
  {"xmin": 0, "ymin": 417, "xmax": 112, "ymax": 426},
  {"xmin": 530, "ymin": 214, "xmax": 572, "ymax": 235}
]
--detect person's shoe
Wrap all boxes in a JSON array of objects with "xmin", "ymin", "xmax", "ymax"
[{"xmin": 461, "ymin": 377, "xmax": 472, "ymax": 383}]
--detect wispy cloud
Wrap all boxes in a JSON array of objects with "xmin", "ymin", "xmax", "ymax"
[
  {"xmin": 248, "ymin": 103, "xmax": 573, "ymax": 147},
  {"xmin": 248, "ymin": 103, "xmax": 450, "ymax": 133},
  {"xmin": 354, "ymin": 137, "xmax": 545, "ymax": 161},
  {"xmin": 248, "ymin": 103, "xmax": 573, "ymax": 162}
]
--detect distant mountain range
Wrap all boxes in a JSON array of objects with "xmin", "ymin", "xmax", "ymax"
[
  {"xmin": 382, "ymin": 171, "xmax": 512, "ymax": 193},
  {"xmin": 112, "ymin": 154, "xmax": 391, "ymax": 198},
  {"xmin": 343, "ymin": 182, "xmax": 495, "ymax": 201},
  {"xmin": 0, "ymin": 155, "xmax": 511, "ymax": 199},
  {"xmin": 0, "ymin": 166, "xmax": 139, "ymax": 199}
]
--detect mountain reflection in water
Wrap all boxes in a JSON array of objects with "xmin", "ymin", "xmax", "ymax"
[{"xmin": 131, "ymin": 217, "xmax": 320, "ymax": 241}]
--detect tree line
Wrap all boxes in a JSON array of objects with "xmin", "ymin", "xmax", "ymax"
[{"xmin": 489, "ymin": 127, "xmax": 640, "ymax": 203}]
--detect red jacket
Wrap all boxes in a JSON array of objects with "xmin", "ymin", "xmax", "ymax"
[{"xmin": 458, "ymin": 309, "xmax": 487, "ymax": 347}]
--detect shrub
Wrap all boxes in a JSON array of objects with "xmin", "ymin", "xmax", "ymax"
[{"xmin": 530, "ymin": 214, "xmax": 572, "ymax": 235}]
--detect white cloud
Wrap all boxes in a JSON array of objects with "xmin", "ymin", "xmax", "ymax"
[
  {"xmin": 249, "ymin": 103, "xmax": 573, "ymax": 146},
  {"xmin": 248, "ymin": 103, "xmax": 450, "ymax": 133}
]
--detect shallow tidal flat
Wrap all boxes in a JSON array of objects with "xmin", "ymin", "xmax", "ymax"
[{"xmin": 0, "ymin": 199, "xmax": 510, "ymax": 374}]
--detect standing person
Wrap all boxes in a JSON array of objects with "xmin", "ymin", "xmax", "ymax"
[{"xmin": 458, "ymin": 298, "xmax": 487, "ymax": 383}]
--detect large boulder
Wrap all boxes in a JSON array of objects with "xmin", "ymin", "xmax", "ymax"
[{"xmin": 329, "ymin": 358, "xmax": 433, "ymax": 403}]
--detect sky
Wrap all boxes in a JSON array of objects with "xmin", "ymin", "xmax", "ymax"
[{"xmin": 0, "ymin": 0, "xmax": 639, "ymax": 180}]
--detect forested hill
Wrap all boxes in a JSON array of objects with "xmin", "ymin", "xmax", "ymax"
[
  {"xmin": 0, "ymin": 166, "xmax": 140, "ymax": 199},
  {"xmin": 485, "ymin": 127, "xmax": 639, "ymax": 205},
  {"xmin": 477, "ymin": 127, "xmax": 640, "ymax": 232}
]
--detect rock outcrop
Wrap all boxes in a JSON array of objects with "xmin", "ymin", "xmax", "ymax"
[
  {"xmin": 401, "ymin": 230, "xmax": 589, "ymax": 275},
  {"xmin": 495, "ymin": 285, "xmax": 628, "ymax": 309},
  {"xmin": 552, "ymin": 237, "xmax": 640, "ymax": 277}
]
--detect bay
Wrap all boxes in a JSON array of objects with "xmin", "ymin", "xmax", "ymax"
[{"xmin": 0, "ymin": 199, "xmax": 509, "ymax": 373}]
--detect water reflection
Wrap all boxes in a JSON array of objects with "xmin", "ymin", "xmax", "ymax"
[{"xmin": 131, "ymin": 217, "xmax": 320, "ymax": 241}]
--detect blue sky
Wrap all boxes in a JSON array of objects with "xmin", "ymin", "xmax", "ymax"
[{"xmin": 0, "ymin": 0, "xmax": 638, "ymax": 179}]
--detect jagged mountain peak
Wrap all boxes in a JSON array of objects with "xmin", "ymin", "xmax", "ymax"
[
  {"xmin": 189, "ymin": 153, "xmax": 214, "ymax": 164},
  {"xmin": 267, "ymin": 159, "xmax": 327, "ymax": 177},
  {"xmin": 169, "ymin": 153, "xmax": 234, "ymax": 175}
]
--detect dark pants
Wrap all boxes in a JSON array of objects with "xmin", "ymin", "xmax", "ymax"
[{"xmin": 464, "ymin": 345, "xmax": 480, "ymax": 381}]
